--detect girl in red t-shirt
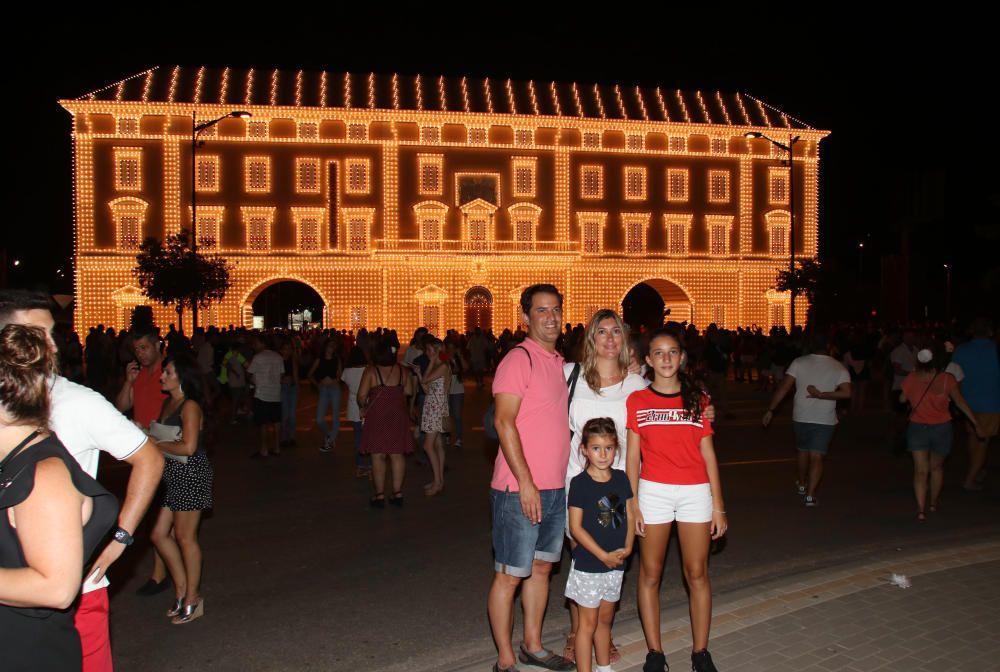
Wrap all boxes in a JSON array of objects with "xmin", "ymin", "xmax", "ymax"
[{"xmin": 626, "ymin": 328, "xmax": 727, "ymax": 672}]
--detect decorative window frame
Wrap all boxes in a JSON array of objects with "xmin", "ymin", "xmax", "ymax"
[
  {"xmin": 453, "ymin": 172, "xmax": 501, "ymax": 208},
  {"xmin": 765, "ymin": 210, "xmax": 791, "ymax": 258},
  {"xmin": 342, "ymin": 207, "xmax": 375, "ymax": 254},
  {"xmin": 350, "ymin": 306, "xmax": 368, "ymax": 331},
  {"xmin": 418, "ymin": 154, "xmax": 444, "ymax": 196},
  {"xmin": 347, "ymin": 123, "xmax": 367, "ymax": 141},
  {"xmin": 459, "ymin": 198, "xmax": 497, "ymax": 252},
  {"xmin": 345, "ymin": 158, "xmax": 371, "ymax": 195},
  {"xmin": 413, "ymin": 201, "xmax": 449, "ymax": 250},
  {"xmin": 114, "ymin": 148, "xmax": 142, "ymax": 192},
  {"xmin": 469, "ymin": 127, "xmax": 487, "ymax": 145},
  {"xmin": 663, "ymin": 213, "xmax": 693, "ymax": 255},
  {"xmin": 668, "ymin": 135, "xmax": 686, "ymax": 152},
  {"xmin": 582, "ymin": 131, "xmax": 601, "ymax": 149},
  {"xmin": 241, "ymin": 206, "xmax": 276, "ymax": 252},
  {"xmin": 291, "ymin": 206, "xmax": 326, "ymax": 252},
  {"xmin": 708, "ymin": 170, "xmax": 731, "ymax": 203},
  {"xmin": 508, "ymin": 202, "xmax": 542, "ymax": 251},
  {"xmin": 710, "ymin": 138, "xmax": 727, "ymax": 155},
  {"xmin": 626, "ymin": 133, "xmax": 644, "ymax": 151},
  {"xmin": 666, "ymin": 168, "xmax": 689, "ymax": 202},
  {"xmin": 298, "ymin": 121, "xmax": 319, "ymax": 140},
  {"xmin": 117, "ymin": 117, "xmax": 139, "ymax": 136},
  {"xmin": 295, "ymin": 158, "xmax": 322, "ymax": 194},
  {"xmin": 624, "ymin": 166, "xmax": 647, "ymax": 201},
  {"xmin": 577, "ymin": 211, "xmax": 608, "ymax": 255},
  {"xmin": 195, "ymin": 155, "xmax": 220, "ymax": 193},
  {"xmin": 765, "ymin": 289, "xmax": 791, "ymax": 331},
  {"xmin": 247, "ymin": 120, "xmax": 269, "ymax": 139},
  {"xmin": 420, "ymin": 125, "xmax": 441, "ymax": 144},
  {"xmin": 710, "ymin": 305, "xmax": 725, "ymax": 328},
  {"xmin": 514, "ymin": 128, "xmax": 534, "ymax": 147},
  {"xmin": 108, "ymin": 196, "xmax": 148, "ymax": 250},
  {"xmin": 188, "ymin": 204, "xmax": 225, "ymax": 250},
  {"xmin": 244, "ymin": 156, "xmax": 272, "ymax": 193},
  {"xmin": 705, "ymin": 214, "xmax": 735, "ymax": 256},
  {"xmin": 579, "ymin": 164, "xmax": 604, "ymax": 200},
  {"xmin": 768, "ymin": 166, "xmax": 790, "ymax": 205},
  {"xmin": 511, "ymin": 157, "xmax": 538, "ymax": 199},
  {"xmin": 415, "ymin": 284, "xmax": 449, "ymax": 337},
  {"xmin": 622, "ymin": 212, "xmax": 651, "ymax": 255}
]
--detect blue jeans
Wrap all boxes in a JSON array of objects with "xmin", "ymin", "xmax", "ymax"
[
  {"xmin": 280, "ymin": 383, "xmax": 298, "ymax": 441},
  {"xmin": 446, "ymin": 393, "xmax": 464, "ymax": 443},
  {"xmin": 316, "ymin": 384, "xmax": 342, "ymax": 443},
  {"xmin": 490, "ymin": 487, "xmax": 565, "ymax": 577}
]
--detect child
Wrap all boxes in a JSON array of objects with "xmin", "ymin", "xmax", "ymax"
[
  {"xmin": 626, "ymin": 327, "xmax": 727, "ymax": 672},
  {"xmin": 566, "ymin": 417, "xmax": 635, "ymax": 672}
]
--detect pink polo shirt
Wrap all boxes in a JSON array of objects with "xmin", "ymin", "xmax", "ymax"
[{"xmin": 490, "ymin": 337, "xmax": 569, "ymax": 492}]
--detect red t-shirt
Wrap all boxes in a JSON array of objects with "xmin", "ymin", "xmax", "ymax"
[
  {"xmin": 626, "ymin": 388, "xmax": 713, "ymax": 485},
  {"xmin": 133, "ymin": 361, "xmax": 167, "ymax": 429}
]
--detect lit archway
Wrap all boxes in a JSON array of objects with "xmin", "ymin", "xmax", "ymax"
[
  {"xmin": 621, "ymin": 278, "xmax": 693, "ymax": 332},
  {"xmin": 242, "ymin": 278, "xmax": 328, "ymax": 330},
  {"xmin": 464, "ymin": 286, "xmax": 493, "ymax": 333}
]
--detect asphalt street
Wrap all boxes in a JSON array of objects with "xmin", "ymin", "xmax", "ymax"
[{"xmin": 96, "ymin": 378, "xmax": 1000, "ymax": 672}]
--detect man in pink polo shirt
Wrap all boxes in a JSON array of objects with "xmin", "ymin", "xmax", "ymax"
[{"xmin": 488, "ymin": 284, "xmax": 574, "ymax": 672}]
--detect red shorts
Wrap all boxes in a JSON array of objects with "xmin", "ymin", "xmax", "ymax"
[{"xmin": 75, "ymin": 588, "xmax": 113, "ymax": 672}]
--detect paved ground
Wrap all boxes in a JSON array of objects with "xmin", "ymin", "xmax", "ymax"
[{"xmin": 95, "ymin": 378, "xmax": 1000, "ymax": 672}]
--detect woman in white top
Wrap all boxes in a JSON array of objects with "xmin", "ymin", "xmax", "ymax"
[
  {"xmin": 340, "ymin": 347, "xmax": 370, "ymax": 478},
  {"xmin": 562, "ymin": 309, "xmax": 648, "ymax": 664}
]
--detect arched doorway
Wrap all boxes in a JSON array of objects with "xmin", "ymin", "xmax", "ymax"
[
  {"xmin": 621, "ymin": 278, "xmax": 693, "ymax": 333},
  {"xmin": 464, "ymin": 286, "xmax": 493, "ymax": 333},
  {"xmin": 248, "ymin": 280, "xmax": 326, "ymax": 330}
]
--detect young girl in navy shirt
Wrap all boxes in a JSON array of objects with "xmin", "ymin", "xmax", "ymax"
[{"xmin": 566, "ymin": 417, "xmax": 634, "ymax": 672}]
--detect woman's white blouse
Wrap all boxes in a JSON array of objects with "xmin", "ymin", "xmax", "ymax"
[{"xmin": 564, "ymin": 362, "xmax": 649, "ymax": 485}]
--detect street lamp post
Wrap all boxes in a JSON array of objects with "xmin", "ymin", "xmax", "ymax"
[
  {"xmin": 943, "ymin": 264, "xmax": 951, "ymax": 321},
  {"xmin": 191, "ymin": 110, "xmax": 251, "ymax": 331},
  {"xmin": 858, "ymin": 242, "xmax": 864, "ymax": 280},
  {"xmin": 746, "ymin": 131, "xmax": 801, "ymax": 328}
]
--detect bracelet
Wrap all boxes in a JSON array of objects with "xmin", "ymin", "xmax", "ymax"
[{"xmin": 713, "ymin": 509, "xmax": 726, "ymax": 514}]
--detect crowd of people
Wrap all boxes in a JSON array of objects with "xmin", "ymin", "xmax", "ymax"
[{"xmin": 1, "ymin": 282, "xmax": 997, "ymax": 671}]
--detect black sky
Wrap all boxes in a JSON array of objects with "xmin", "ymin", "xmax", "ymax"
[{"xmin": 6, "ymin": 18, "xmax": 995, "ymax": 318}]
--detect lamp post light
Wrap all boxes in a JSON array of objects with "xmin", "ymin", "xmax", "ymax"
[
  {"xmin": 191, "ymin": 110, "xmax": 251, "ymax": 331},
  {"xmin": 746, "ymin": 131, "xmax": 801, "ymax": 328},
  {"xmin": 858, "ymin": 242, "xmax": 864, "ymax": 279}
]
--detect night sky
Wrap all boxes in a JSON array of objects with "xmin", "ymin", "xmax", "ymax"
[{"xmin": 7, "ymin": 20, "xmax": 995, "ymax": 322}]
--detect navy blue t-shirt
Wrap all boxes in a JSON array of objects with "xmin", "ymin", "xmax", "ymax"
[{"xmin": 568, "ymin": 469, "xmax": 632, "ymax": 573}]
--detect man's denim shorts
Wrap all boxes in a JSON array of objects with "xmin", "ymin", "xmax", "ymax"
[
  {"xmin": 490, "ymin": 487, "xmax": 565, "ymax": 578},
  {"xmin": 793, "ymin": 421, "xmax": 836, "ymax": 455}
]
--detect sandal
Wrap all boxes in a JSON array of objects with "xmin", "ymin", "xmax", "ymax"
[
  {"xmin": 562, "ymin": 633, "xmax": 575, "ymax": 663},
  {"xmin": 518, "ymin": 644, "xmax": 575, "ymax": 671},
  {"xmin": 389, "ymin": 492, "xmax": 404, "ymax": 507},
  {"xmin": 929, "ymin": 502, "xmax": 938, "ymax": 513},
  {"xmin": 917, "ymin": 511, "xmax": 927, "ymax": 522},
  {"xmin": 166, "ymin": 597, "xmax": 184, "ymax": 618},
  {"xmin": 172, "ymin": 599, "xmax": 204, "ymax": 624},
  {"xmin": 369, "ymin": 494, "xmax": 385, "ymax": 509}
]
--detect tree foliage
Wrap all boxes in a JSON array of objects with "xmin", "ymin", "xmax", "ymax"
[
  {"xmin": 775, "ymin": 258, "xmax": 824, "ymax": 303},
  {"xmin": 133, "ymin": 230, "xmax": 233, "ymax": 325}
]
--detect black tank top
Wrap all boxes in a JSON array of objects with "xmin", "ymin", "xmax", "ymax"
[{"xmin": 0, "ymin": 433, "xmax": 119, "ymax": 671}]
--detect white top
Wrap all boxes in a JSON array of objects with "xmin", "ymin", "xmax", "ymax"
[
  {"xmin": 49, "ymin": 376, "xmax": 147, "ymax": 592},
  {"xmin": 402, "ymin": 345, "xmax": 423, "ymax": 368},
  {"xmin": 890, "ymin": 343, "xmax": 917, "ymax": 391},
  {"xmin": 945, "ymin": 361, "xmax": 964, "ymax": 382},
  {"xmin": 341, "ymin": 367, "xmax": 365, "ymax": 422},
  {"xmin": 247, "ymin": 350, "xmax": 283, "ymax": 402},
  {"xmin": 449, "ymin": 365, "xmax": 464, "ymax": 395},
  {"xmin": 563, "ymin": 363, "xmax": 649, "ymax": 485},
  {"xmin": 785, "ymin": 354, "xmax": 851, "ymax": 426}
]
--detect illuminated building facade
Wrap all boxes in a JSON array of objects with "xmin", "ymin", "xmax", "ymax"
[{"xmin": 60, "ymin": 66, "xmax": 828, "ymax": 335}]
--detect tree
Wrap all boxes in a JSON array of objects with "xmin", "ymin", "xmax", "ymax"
[
  {"xmin": 133, "ymin": 230, "xmax": 232, "ymax": 331},
  {"xmin": 775, "ymin": 258, "xmax": 843, "ymax": 327}
]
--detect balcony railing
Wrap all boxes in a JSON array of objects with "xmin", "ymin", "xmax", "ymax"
[{"xmin": 375, "ymin": 239, "xmax": 579, "ymax": 254}]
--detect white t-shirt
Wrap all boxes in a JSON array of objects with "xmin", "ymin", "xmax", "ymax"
[
  {"xmin": 49, "ymin": 376, "xmax": 148, "ymax": 592},
  {"xmin": 563, "ymin": 363, "xmax": 649, "ymax": 484},
  {"xmin": 785, "ymin": 354, "xmax": 851, "ymax": 426},
  {"xmin": 890, "ymin": 344, "xmax": 916, "ymax": 391},
  {"xmin": 247, "ymin": 350, "xmax": 283, "ymax": 402},
  {"xmin": 945, "ymin": 361, "xmax": 964, "ymax": 382},
  {"xmin": 341, "ymin": 367, "xmax": 365, "ymax": 422}
]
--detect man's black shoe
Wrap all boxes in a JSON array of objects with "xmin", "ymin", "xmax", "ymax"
[
  {"xmin": 644, "ymin": 649, "xmax": 669, "ymax": 672},
  {"xmin": 691, "ymin": 649, "xmax": 718, "ymax": 672}
]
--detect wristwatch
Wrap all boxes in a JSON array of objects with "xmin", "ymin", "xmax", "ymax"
[{"xmin": 112, "ymin": 527, "xmax": 134, "ymax": 546}]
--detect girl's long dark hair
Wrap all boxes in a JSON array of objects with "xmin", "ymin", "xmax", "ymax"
[{"xmin": 647, "ymin": 326, "xmax": 704, "ymax": 421}]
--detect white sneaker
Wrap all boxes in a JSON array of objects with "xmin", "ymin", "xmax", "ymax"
[
  {"xmin": 804, "ymin": 496, "xmax": 818, "ymax": 507},
  {"xmin": 796, "ymin": 482, "xmax": 806, "ymax": 496}
]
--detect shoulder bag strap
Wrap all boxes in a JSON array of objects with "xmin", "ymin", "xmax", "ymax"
[
  {"xmin": 567, "ymin": 363, "xmax": 581, "ymax": 411},
  {"xmin": 909, "ymin": 372, "xmax": 939, "ymax": 419}
]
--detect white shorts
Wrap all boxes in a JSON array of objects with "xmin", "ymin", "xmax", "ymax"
[
  {"xmin": 565, "ymin": 563, "xmax": 624, "ymax": 608},
  {"xmin": 637, "ymin": 480, "xmax": 712, "ymax": 524}
]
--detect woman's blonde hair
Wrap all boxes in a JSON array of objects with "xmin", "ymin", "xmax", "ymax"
[{"xmin": 580, "ymin": 309, "xmax": 630, "ymax": 394}]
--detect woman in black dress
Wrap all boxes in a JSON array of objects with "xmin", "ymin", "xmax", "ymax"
[
  {"xmin": 0, "ymin": 324, "xmax": 118, "ymax": 671},
  {"xmin": 149, "ymin": 355, "xmax": 214, "ymax": 624}
]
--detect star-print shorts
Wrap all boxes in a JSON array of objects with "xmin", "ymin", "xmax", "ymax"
[{"xmin": 565, "ymin": 563, "xmax": 625, "ymax": 608}]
